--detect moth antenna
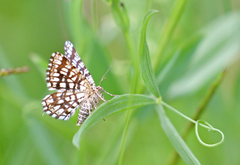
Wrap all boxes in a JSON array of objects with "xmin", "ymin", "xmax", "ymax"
[
  {"xmin": 99, "ymin": 62, "xmax": 114, "ymax": 86},
  {"xmin": 103, "ymin": 89, "xmax": 119, "ymax": 97}
]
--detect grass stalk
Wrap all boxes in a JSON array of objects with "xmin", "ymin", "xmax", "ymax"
[
  {"xmin": 168, "ymin": 69, "xmax": 227, "ymax": 164},
  {"xmin": 153, "ymin": 0, "xmax": 188, "ymax": 71}
]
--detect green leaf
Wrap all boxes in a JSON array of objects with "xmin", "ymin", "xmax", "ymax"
[
  {"xmin": 28, "ymin": 118, "xmax": 65, "ymax": 165},
  {"xmin": 168, "ymin": 12, "xmax": 240, "ymax": 98},
  {"xmin": 72, "ymin": 94, "xmax": 157, "ymax": 148},
  {"xmin": 156, "ymin": 104, "xmax": 201, "ymax": 164},
  {"xmin": 138, "ymin": 10, "xmax": 160, "ymax": 98}
]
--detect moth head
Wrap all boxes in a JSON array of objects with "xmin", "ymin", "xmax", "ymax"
[
  {"xmin": 96, "ymin": 86, "xmax": 103, "ymax": 93},
  {"xmin": 95, "ymin": 86, "xmax": 105, "ymax": 102}
]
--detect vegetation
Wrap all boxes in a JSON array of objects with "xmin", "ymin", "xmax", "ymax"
[{"xmin": 0, "ymin": 0, "xmax": 240, "ymax": 164}]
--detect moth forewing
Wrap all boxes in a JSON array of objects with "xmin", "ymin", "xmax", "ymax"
[{"xmin": 42, "ymin": 41, "xmax": 106, "ymax": 125}]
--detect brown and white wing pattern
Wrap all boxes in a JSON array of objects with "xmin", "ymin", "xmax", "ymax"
[
  {"xmin": 46, "ymin": 52, "xmax": 91, "ymax": 91},
  {"xmin": 42, "ymin": 91, "xmax": 85, "ymax": 121},
  {"xmin": 42, "ymin": 41, "xmax": 104, "ymax": 125},
  {"xmin": 64, "ymin": 41, "xmax": 95, "ymax": 87}
]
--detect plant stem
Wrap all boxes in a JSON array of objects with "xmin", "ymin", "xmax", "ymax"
[
  {"xmin": 145, "ymin": 0, "xmax": 153, "ymax": 13},
  {"xmin": 182, "ymin": 69, "xmax": 227, "ymax": 139},
  {"xmin": 0, "ymin": 66, "xmax": 29, "ymax": 77},
  {"xmin": 70, "ymin": 0, "xmax": 85, "ymax": 50},
  {"xmin": 161, "ymin": 101, "xmax": 197, "ymax": 125},
  {"xmin": 161, "ymin": 100, "xmax": 219, "ymax": 131},
  {"xmin": 92, "ymin": 0, "xmax": 98, "ymax": 32},
  {"xmin": 118, "ymin": 107, "xmax": 132, "ymax": 165},
  {"xmin": 153, "ymin": 0, "xmax": 188, "ymax": 71},
  {"xmin": 168, "ymin": 68, "xmax": 227, "ymax": 165},
  {"xmin": 111, "ymin": 3, "xmax": 141, "ymax": 163},
  {"xmin": 118, "ymin": 25, "xmax": 138, "ymax": 165}
]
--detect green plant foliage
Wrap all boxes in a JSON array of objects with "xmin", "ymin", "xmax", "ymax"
[
  {"xmin": 73, "ymin": 94, "xmax": 157, "ymax": 148},
  {"xmin": 110, "ymin": 0, "xmax": 130, "ymax": 32},
  {"xmin": 195, "ymin": 120, "xmax": 224, "ymax": 147},
  {"xmin": 138, "ymin": 9, "xmax": 160, "ymax": 98},
  {"xmin": 167, "ymin": 12, "xmax": 240, "ymax": 99},
  {"xmin": 0, "ymin": 0, "xmax": 240, "ymax": 164},
  {"xmin": 156, "ymin": 104, "xmax": 200, "ymax": 165}
]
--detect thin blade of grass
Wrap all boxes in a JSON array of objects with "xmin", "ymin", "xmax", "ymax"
[
  {"xmin": 72, "ymin": 94, "xmax": 157, "ymax": 148},
  {"xmin": 70, "ymin": 0, "xmax": 83, "ymax": 47},
  {"xmin": 156, "ymin": 104, "xmax": 200, "ymax": 164},
  {"xmin": 28, "ymin": 118, "xmax": 65, "ymax": 165},
  {"xmin": 110, "ymin": 0, "xmax": 130, "ymax": 32},
  {"xmin": 154, "ymin": 0, "xmax": 188, "ymax": 71},
  {"xmin": 168, "ymin": 12, "xmax": 240, "ymax": 98}
]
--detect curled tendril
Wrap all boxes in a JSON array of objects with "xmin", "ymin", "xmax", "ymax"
[{"xmin": 195, "ymin": 120, "xmax": 224, "ymax": 147}]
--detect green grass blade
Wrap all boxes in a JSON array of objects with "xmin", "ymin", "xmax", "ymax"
[
  {"xmin": 70, "ymin": 0, "xmax": 92, "ymax": 53},
  {"xmin": 168, "ymin": 12, "xmax": 240, "ymax": 98},
  {"xmin": 70, "ymin": 0, "xmax": 83, "ymax": 46},
  {"xmin": 156, "ymin": 104, "xmax": 201, "ymax": 164},
  {"xmin": 28, "ymin": 118, "xmax": 65, "ymax": 165},
  {"xmin": 72, "ymin": 94, "xmax": 157, "ymax": 149},
  {"xmin": 154, "ymin": 0, "xmax": 188, "ymax": 70},
  {"xmin": 138, "ymin": 10, "xmax": 160, "ymax": 98}
]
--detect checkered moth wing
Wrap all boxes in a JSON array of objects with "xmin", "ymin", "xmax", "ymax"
[
  {"xmin": 64, "ymin": 41, "xmax": 96, "ymax": 87},
  {"xmin": 45, "ymin": 52, "xmax": 91, "ymax": 92},
  {"xmin": 42, "ymin": 91, "xmax": 85, "ymax": 120},
  {"xmin": 42, "ymin": 42, "xmax": 104, "ymax": 125}
]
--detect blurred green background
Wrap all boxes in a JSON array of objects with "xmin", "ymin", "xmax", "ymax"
[{"xmin": 0, "ymin": 0, "xmax": 240, "ymax": 164}]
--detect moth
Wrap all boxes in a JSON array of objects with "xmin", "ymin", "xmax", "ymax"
[{"xmin": 42, "ymin": 41, "xmax": 113, "ymax": 125}]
